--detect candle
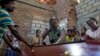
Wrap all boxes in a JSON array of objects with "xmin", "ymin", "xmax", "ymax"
[
  {"xmin": 31, "ymin": 49, "xmax": 35, "ymax": 52},
  {"xmin": 64, "ymin": 51, "xmax": 70, "ymax": 56}
]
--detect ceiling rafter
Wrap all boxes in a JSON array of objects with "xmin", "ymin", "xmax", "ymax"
[{"xmin": 16, "ymin": 0, "xmax": 55, "ymax": 12}]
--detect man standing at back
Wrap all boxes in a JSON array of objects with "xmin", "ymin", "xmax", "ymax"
[{"xmin": 0, "ymin": 0, "xmax": 31, "ymax": 56}]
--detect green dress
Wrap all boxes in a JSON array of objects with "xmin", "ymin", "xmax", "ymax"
[{"xmin": 48, "ymin": 28, "xmax": 62, "ymax": 44}]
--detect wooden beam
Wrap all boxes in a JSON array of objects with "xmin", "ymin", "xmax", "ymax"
[{"xmin": 16, "ymin": 0, "xmax": 55, "ymax": 12}]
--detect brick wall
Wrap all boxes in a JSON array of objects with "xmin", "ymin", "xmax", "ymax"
[
  {"xmin": 55, "ymin": 0, "xmax": 77, "ymax": 28},
  {"xmin": 11, "ymin": 2, "xmax": 54, "ymax": 39},
  {"xmin": 76, "ymin": 0, "xmax": 100, "ymax": 29},
  {"xmin": 55, "ymin": 0, "xmax": 67, "ymax": 18},
  {"xmin": 19, "ymin": 0, "xmax": 55, "ymax": 11},
  {"xmin": 0, "ymin": 1, "xmax": 55, "ymax": 53},
  {"xmin": 31, "ymin": 20, "xmax": 49, "ymax": 35}
]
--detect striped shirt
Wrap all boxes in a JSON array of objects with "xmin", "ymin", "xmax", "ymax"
[{"xmin": 0, "ymin": 8, "xmax": 14, "ymax": 44}]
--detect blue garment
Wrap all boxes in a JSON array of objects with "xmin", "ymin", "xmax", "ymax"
[{"xmin": 5, "ymin": 49, "xmax": 18, "ymax": 56}]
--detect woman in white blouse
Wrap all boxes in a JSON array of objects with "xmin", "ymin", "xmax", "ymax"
[{"xmin": 85, "ymin": 17, "xmax": 100, "ymax": 42}]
